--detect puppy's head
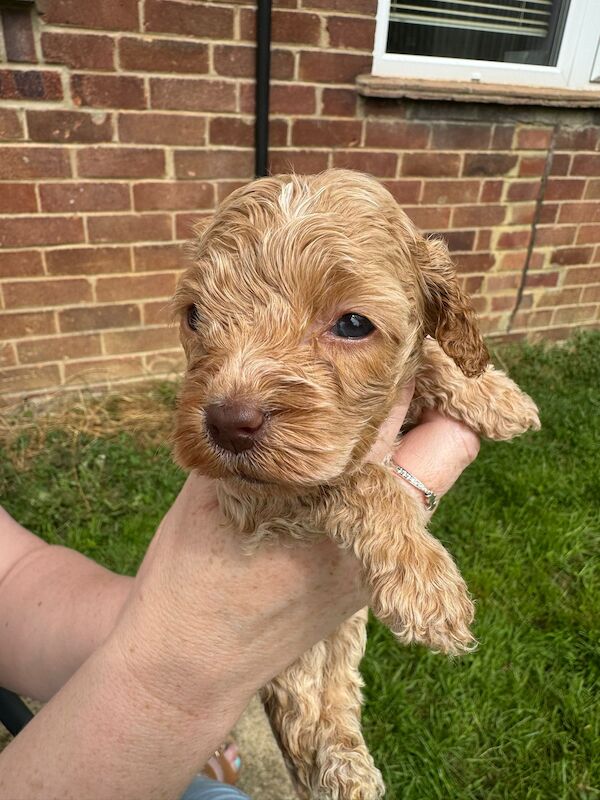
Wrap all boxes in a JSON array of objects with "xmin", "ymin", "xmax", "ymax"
[{"xmin": 172, "ymin": 170, "xmax": 487, "ymax": 490}]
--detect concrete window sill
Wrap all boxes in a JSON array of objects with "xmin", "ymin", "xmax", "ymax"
[{"xmin": 356, "ymin": 75, "xmax": 600, "ymax": 109}]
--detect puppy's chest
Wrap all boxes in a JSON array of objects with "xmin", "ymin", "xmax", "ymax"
[{"xmin": 217, "ymin": 482, "xmax": 333, "ymax": 547}]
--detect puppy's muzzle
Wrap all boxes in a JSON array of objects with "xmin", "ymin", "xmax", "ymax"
[{"xmin": 205, "ymin": 401, "xmax": 265, "ymax": 454}]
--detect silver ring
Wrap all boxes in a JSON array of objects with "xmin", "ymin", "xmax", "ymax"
[{"xmin": 393, "ymin": 464, "xmax": 438, "ymax": 511}]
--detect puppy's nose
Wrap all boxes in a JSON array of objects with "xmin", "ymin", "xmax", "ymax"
[{"xmin": 205, "ymin": 402, "xmax": 265, "ymax": 453}]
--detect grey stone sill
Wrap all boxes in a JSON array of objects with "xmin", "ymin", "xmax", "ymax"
[{"xmin": 356, "ymin": 75, "xmax": 600, "ymax": 108}]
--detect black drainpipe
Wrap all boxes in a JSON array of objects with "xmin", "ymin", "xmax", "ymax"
[{"xmin": 255, "ymin": 0, "xmax": 272, "ymax": 178}]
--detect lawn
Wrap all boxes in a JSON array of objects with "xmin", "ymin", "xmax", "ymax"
[{"xmin": 1, "ymin": 332, "xmax": 599, "ymax": 800}]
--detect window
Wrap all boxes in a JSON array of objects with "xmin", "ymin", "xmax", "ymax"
[{"xmin": 372, "ymin": 0, "xmax": 600, "ymax": 91}]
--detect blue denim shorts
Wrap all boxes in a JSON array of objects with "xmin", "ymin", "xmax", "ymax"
[{"xmin": 181, "ymin": 775, "xmax": 251, "ymax": 799}]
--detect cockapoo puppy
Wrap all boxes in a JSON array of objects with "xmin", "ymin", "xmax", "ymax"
[{"xmin": 172, "ymin": 170, "xmax": 540, "ymax": 799}]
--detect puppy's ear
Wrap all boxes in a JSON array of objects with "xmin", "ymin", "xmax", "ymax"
[{"xmin": 419, "ymin": 238, "xmax": 488, "ymax": 377}]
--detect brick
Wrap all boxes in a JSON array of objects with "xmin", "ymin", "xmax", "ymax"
[
  {"xmin": 549, "ymin": 153, "xmax": 570, "ymax": 175},
  {"xmin": 209, "ymin": 116, "xmax": 289, "ymax": 148},
  {"xmin": 486, "ymin": 273, "xmax": 521, "ymax": 292},
  {"xmin": 453, "ymin": 205, "xmax": 505, "ymax": 227},
  {"xmin": 365, "ymin": 120, "xmax": 429, "ymax": 149},
  {"xmin": 558, "ymin": 202, "xmax": 600, "ymax": 224},
  {"xmin": 1, "ymin": 364, "xmax": 60, "ymax": 394},
  {"xmin": 321, "ymin": 87, "xmax": 357, "ymax": 117},
  {"xmin": 537, "ymin": 288, "xmax": 581, "ymax": 307},
  {"xmin": 133, "ymin": 181, "xmax": 214, "ymax": 211},
  {"xmin": 299, "ymin": 51, "xmax": 371, "ymax": 84},
  {"xmin": 535, "ymin": 225, "xmax": 576, "ymax": 246},
  {"xmin": 515, "ymin": 127, "xmax": 552, "ymax": 150},
  {"xmin": 437, "ymin": 230, "xmax": 475, "ymax": 252},
  {"xmin": 144, "ymin": 1, "xmax": 234, "ymax": 38},
  {"xmin": 175, "ymin": 212, "xmax": 205, "ymax": 240},
  {"xmin": 217, "ymin": 183, "xmax": 245, "ymax": 203},
  {"xmin": 506, "ymin": 181, "xmax": 540, "ymax": 201},
  {"xmin": 491, "ymin": 124, "xmax": 515, "ymax": 149},
  {"xmin": 498, "ymin": 250, "xmax": 527, "ymax": 272},
  {"xmin": 0, "ymin": 183, "xmax": 37, "ymax": 214},
  {"xmin": 303, "ymin": 0, "xmax": 376, "ymax": 12},
  {"xmin": 554, "ymin": 127, "xmax": 599, "ymax": 151},
  {"xmin": 134, "ymin": 243, "xmax": 183, "ymax": 271},
  {"xmin": 563, "ymin": 265, "xmax": 600, "ymax": 284},
  {"xmin": 402, "ymin": 152, "xmax": 461, "ymax": 178},
  {"xmin": 550, "ymin": 247, "xmax": 594, "ymax": 266},
  {"xmin": 2, "ymin": 7, "xmax": 36, "ymax": 62},
  {"xmin": 63, "ymin": 355, "xmax": 144, "ymax": 383},
  {"xmin": 240, "ymin": 83, "xmax": 317, "ymax": 115},
  {"xmin": 40, "ymin": 182, "xmax": 130, "ymax": 213},
  {"xmin": 41, "ymin": 32, "xmax": 115, "ymax": 71},
  {"xmin": 577, "ymin": 224, "xmax": 600, "ymax": 244},
  {"xmin": 96, "ymin": 272, "xmax": 177, "ymax": 302},
  {"xmin": 453, "ymin": 252, "xmax": 495, "ymax": 273},
  {"xmin": 480, "ymin": 179, "xmax": 503, "ymax": 202},
  {"xmin": 0, "ymin": 250, "xmax": 44, "ymax": 278},
  {"xmin": 103, "ymin": 326, "xmax": 178, "ymax": 355},
  {"xmin": 476, "ymin": 229, "xmax": 492, "ymax": 250},
  {"xmin": 59, "ymin": 304, "xmax": 140, "ymax": 332},
  {"xmin": 545, "ymin": 178, "xmax": 586, "ymax": 200},
  {"xmin": 18, "ymin": 333, "xmax": 102, "ymax": 364},
  {"xmin": 292, "ymin": 119, "xmax": 361, "ymax": 148},
  {"xmin": 422, "ymin": 180, "xmax": 480, "ymax": 205},
  {"xmin": 268, "ymin": 149, "xmax": 330, "ymax": 174},
  {"xmin": 332, "ymin": 150, "xmax": 397, "ymax": 177},
  {"xmin": 524, "ymin": 271, "xmax": 560, "ymax": 288},
  {"xmin": 463, "ymin": 153, "xmax": 517, "ymax": 177},
  {"xmin": 431, "ymin": 123, "xmax": 491, "ymax": 150},
  {"xmin": 0, "ymin": 70, "xmax": 62, "ymax": 101},
  {"xmin": 87, "ymin": 213, "xmax": 172, "ymax": 244},
  {"xmin": 271, "ymin": 10, "xmax": 321, "ymax": 44},
  {"xmin": 539, "ymin": 203, "xmax": 558, "ymax": 223},
  {"xmin": 0, "ymin": 109, "xmax": 23, "ymax": 140},
  {"xmin": 0, "ymin": 216, "xmax": 84, "ymax": 248},
  {"xmin": 77, "ymin": 147, "xmax": 165, "ymax": 178},
  {"xmin": 585, "ymin": 180, "xmax": 600, "ymax": 200},
  {"xmin": 519, "ymin": 155, "xmax": 546, "ymax": 177},
  {"xmin": 2, "ymin": 343, "xmax": 17, "ymax": 368},
  {"xmin": 46, "ymin": 246, "xmax": 131, "ymax": 275},
  {"xmin": 512, "ymin": 309, "xmax": 553, "ymax": 330},
  {"xmin": 553, "ymin": 304, "xmax": 597, "ymax": 325},
  {"xmin": 3, "ymin": 278, "xmax": 92, "ymax": 308},
  {"xmin": 509, "ymin": 203, "xmax": 536, "ymax": 225},
  {"xmin": 38, "ymin": 0, "xmax": 139, "ymax": 31},
  {"xmin": 497, "ymin": 229, "xmax": 531, "ymax": 250},
  {"xmin": 491, "ymin": 296, "xmax": 514, "ymax": 312},
  {"xmin": 118, "ymin": 112, "xmax": 205, "ymax": 146},
  {"xmin": 142, "ymin": 300, "xmax": 170, "ymax": 325},
  {"xmin": 327, "ymin": 15, "xmax": 375, "ymax": 50},
  {"xmin": 150, "ymin": 78, "xmax": 236, "ymax": 112},
  {"xmin": 0, "ymin": 309, "xmax": 55, "ymax": 339},
  {"xmin": 119, "ymin": 37, "xmax": 209, "ymax": 74},
  {"xmin": 72, "ymin": 74, "xmax": 145, "ymax": 109},
  {"xmin": 174, "ymin": 149, "xmax": 253, "ymax": 180},
  {"xmin": 571, "ymin": 154, "xmax": 600, "ymax": 176},
  {"xmin": 27, "ymin": 110, "xmax": 113, "ymax": 143},
  {"xmin": 404, "ymin": 205, "xmax": 450, "ymax": 230},
  {"xmin": 214, "ymin": 45, "xmax": 294, "ymax": 80},
  {"xmin": 582, "ymin": 284, "xmax": 600, "ymax": 303}
]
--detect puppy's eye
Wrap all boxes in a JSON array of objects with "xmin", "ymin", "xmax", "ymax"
[
  {"xmin": 331, "ymin": 313, "xmax": 375, "ymax": 339},
  {"xmin": 186, "ymin": 305, "xmax": 201, "ymax": 331}
]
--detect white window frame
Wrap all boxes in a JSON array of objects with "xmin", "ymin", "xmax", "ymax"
[{"xmin": 372, "ymin": 0, "xmax": 600, "ymax": 90}]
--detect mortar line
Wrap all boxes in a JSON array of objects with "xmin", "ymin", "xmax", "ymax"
[{"xmin": 507, "ymin": 123, "xmax": 558, "ymax": 333}]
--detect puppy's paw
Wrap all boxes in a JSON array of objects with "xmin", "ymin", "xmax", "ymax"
[
  {"xmin": 469, "ymin": 372, "xmax": 541, "ymax": 441},
  {"xmin": 313, "ymin": 745, "xmax": 385, "ymax": 800},
  {"xmin": 373, "ymin": 536, "xmax": 476, "ymax": 656}
]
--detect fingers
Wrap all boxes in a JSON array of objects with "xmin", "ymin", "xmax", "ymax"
[
  {"xmin": 391, "ymin": 411, "xmax": 480, "ymax": 506},
  {"xmin": 366, "ymin": 380, "xmax": 415, "ymax": 464}
]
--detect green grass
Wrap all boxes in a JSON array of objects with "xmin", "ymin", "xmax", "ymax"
[{"xmin": 1, "ymin": 333, "xmax": 599, "ymax": 799}]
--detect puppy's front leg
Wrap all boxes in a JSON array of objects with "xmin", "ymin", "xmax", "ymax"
[
  {"xmin": 262, "ymin": 610, "xmax": 384, "ymax": 800},
  {"xmin": 412, "ymin": 338, "xmax": 540, "ymax": 440},
  {"xmin": 319, "ymin": 465, "xmax": 475, "ymax": 655}
]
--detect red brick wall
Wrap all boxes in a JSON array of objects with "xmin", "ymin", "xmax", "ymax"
[{"xmin": 1, "ymin": 0, "xmax": 599, "ymax": 403}]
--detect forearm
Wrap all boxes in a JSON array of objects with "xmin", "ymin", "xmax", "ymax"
[
  {"xmin": 0, "ymin": 635, "xmax": 243, "ymax": 800},
  {"xmin": 0, "ymin": 509, "xmax": 131, "ymax": 700}
]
